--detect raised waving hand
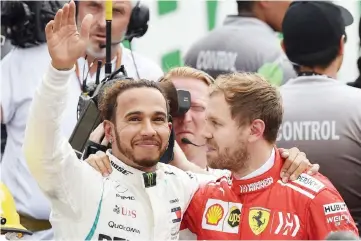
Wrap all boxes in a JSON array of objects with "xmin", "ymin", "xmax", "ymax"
[{"xmin": 45, "ymin": 0, "xmax": 93, "ymax": 70}]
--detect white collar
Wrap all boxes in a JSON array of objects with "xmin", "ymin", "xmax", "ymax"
[
  {"xmin": 239, "ymin": 148, "xmax": 275, "ymax": 180},
  {"xmin": 106, "ymin": 150, "xmax": 165, "ymax": 188}
]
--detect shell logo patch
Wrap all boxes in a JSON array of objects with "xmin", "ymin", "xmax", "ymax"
[{"xmin": 205, "ymin": 204, "xmax": 224, "ymax": 225}]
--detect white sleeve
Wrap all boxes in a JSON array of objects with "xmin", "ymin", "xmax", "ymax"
[
  {"xmin": 179, "ymin": 171, "xmax": 216, "ymax": 210},
  {"xmin": 1, "ymin": 52, "xmax": 16, "ymax": 123},
  {"xmin": 208, "ymin": 168, "xmax": 231, "ymax": 178},
  {"xmin": 23, "ymin": 64, "xmax": 103, "ymax": 218}
]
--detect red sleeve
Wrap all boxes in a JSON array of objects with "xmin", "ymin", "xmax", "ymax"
[{"xmin": 307, "ymin": 188, "xmax": 359, "ymax": 239}]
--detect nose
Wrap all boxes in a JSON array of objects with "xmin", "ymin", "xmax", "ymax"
[
  {"xmin": 140, "ymin": 120, "xmax": 156, "ymax": 137},
  {"xmin": 94, "ymin": 10, "xmax": 106, "ymax": 29},
  {"xmin": 202, "ymin": 122, "xmax": 212, "ymax": 140},
  {"xmin": 182, "ymin": 111, "xmax": 192, "ymax": 124}
]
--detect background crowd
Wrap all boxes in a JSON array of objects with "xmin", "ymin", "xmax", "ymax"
[{"xmin": 0, "ymin": 0, "xmax": 360, "ymax": 240}]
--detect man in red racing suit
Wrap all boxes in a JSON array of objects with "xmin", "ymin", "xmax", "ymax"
[{"xmin": 180, "ymin": 149, "xmax": 359, "ymax": 240}]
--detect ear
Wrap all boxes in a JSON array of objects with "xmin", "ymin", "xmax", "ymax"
[
  {"xmin": 258, "ymin": 0, "xmax": 270, "ymax": 9},
  {"xmin": 248, "ymin": 119, "xmax": 266, "ymax": 143},
  {"xmin": 168, "ymin": 121, "xmax": 172, "ymax": 132},
  {"xmin": 103, "ymin": 120, "xmax": 115, "ymax": 143},
  {"xmin": 339, "ymin": 35, "xmax": 345, "ymax": 56},
  {"xmin": 280, "ymin": 39, "xmax": 286, "ymax": 53}
]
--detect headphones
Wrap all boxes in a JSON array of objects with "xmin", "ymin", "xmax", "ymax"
[{"xmin": 74, "ymin": 1, "xmax": 149, "ymax": 42}]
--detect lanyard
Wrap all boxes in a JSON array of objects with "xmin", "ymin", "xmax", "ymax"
[{"xmin": 75, "ymin": 49, "xmax": 122, "ymax": 92}]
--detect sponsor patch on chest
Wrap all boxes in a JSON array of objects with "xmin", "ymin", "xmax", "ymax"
[
  {"xmin": 239, "ymin": 177, "xmax": 273, "ymax": 193},
  {"xmin": 201, "ymin": 199, "xmax": 242, "ymax": 234}
]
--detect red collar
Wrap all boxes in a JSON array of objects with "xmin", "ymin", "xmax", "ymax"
[{"xmin": 231, "ymin": 149, "xmax": 282, "ymax": 195}]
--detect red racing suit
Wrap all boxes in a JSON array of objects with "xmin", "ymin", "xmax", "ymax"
[{"xmin": 180, "ymin": 149, "xmax": 359, "ymax": 240}]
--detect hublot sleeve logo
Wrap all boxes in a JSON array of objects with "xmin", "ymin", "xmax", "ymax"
[
  {"xmin": 323, "ymin": 202, "xmax": 348, "ymax": 215},
  {"xmin": 111, "ymin": 161, "xmax": 133, "ymax": 175}
]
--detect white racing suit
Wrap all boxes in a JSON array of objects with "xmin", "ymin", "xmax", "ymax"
[{"xmin": 23, "ymin": 64, "xmax": 215, "ymax": 240}]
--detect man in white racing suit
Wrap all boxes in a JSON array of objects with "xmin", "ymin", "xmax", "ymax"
[{"xmin": 23, "ymin": 2, "xmax": 214, "ymax": 240}]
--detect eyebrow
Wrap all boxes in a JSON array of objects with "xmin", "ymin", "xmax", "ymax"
[
  {"xmin": 207, "ymin": 115, "xmax": 220, "ymax": 122},
  {"xmin": 89, "ymin": 1, "xmax": 102, "ymax": 6},
  {"xmin": 124, "ymin": 111, "xmax": 167, "ymax": 118},
  {"xmin": 113, "ymin": 1, "xmax": 130, "ymax": 7},
  {"xmin": 113, "ymin": 2, "xmax": 126, "ymax": 7}
]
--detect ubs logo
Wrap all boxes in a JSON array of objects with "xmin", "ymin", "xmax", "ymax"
[{"xmin": 113, "ymin": 205, "xmax": 137, "ymax": 218}]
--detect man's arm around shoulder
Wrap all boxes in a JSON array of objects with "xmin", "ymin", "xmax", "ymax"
[{"xmin": 179, "ymin": 183, "xmax": 208, "ymax": 240}]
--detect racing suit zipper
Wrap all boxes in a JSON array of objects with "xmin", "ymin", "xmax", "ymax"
[{"xmin": 240, "ymin": 194, "xmax": 247, "ymax": 239}]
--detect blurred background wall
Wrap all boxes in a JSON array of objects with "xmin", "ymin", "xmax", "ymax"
[{"xmin": 130, "ymin": 0, "xmax": 360, "ymax": 82}]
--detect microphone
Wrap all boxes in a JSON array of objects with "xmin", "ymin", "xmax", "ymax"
[
  {"xmin": 181, "ymin": 138, "xmax": 206, "ymax": 147},
  {"xmin": 104, "ymin": 0, "xmax": 112, "ymax": 76},
  {"xmin": 325, "ymin": 231, "xmax": 360, "ymax": 240},
  {"xmin": 99, "ymin": 41, "xmax": 122, "ymax": 49}
]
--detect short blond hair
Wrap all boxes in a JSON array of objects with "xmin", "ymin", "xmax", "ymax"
[
  {"xmin": 159, "ymin": 66, "xmax": 214, "ymax": 86},
  {"xmin": 211, "ymin": 72, "xmax": 283, "ymax": 143}
]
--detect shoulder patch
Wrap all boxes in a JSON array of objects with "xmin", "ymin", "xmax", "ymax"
[{"xmin": 292, "ymin": 173, "xmax": 325, "ymax": 193}]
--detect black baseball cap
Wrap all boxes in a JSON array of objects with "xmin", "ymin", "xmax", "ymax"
[{"xmin": 282, "ymin": 1, "xmax": 353, "ymax": 66}]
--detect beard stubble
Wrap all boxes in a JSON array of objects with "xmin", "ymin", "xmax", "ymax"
[
  {"xmin": 114, "ymin": 130, "xmax": 168, "ymax": 168},
  {"xmin": 207, "ymin": 140, "xmax": 250, "ymax": 172}
]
